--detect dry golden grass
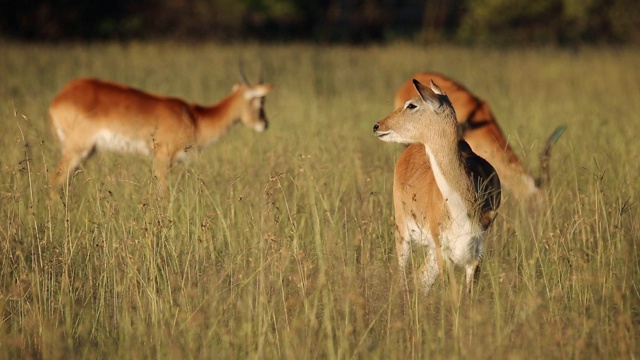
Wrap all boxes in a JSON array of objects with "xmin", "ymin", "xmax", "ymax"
[{"xmin": 0, "ymin": 41, "xmax": 638, "ymax": 358}]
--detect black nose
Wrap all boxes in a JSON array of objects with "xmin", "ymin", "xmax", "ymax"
[{"xmin": 373, "ymin": 123, "xmax": 379, "ymax": 132}]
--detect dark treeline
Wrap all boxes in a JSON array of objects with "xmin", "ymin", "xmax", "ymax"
[{"xmin": 2, "ymin": 0, "xmax": 639, "ymax": 44}]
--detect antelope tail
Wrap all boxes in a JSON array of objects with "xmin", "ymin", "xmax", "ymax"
[{"xmin": 536, "ymin": 125, "xmax": 566, "ymax": 189}]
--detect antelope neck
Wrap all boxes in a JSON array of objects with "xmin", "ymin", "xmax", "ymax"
[
  {"xmin": 424, "ymin": 142, "xmax": 475, "ymax": 226},
  {"xmin": 192, "ymin": 91, "xmax": 242, "ymax": 147}
]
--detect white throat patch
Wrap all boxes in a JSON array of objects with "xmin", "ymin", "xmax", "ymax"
[{"xmin": 424, "ymin": 146, "xmax": 482, "ymax": 265}]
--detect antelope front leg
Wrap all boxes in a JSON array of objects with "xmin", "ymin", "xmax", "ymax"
[
  {"xmin": 395, "ymin": 227, "xmax": 411, "ymax": 291},
  {"xmin": 465, "ymin": 261, "xmax": 480, "ymax": 294},
  {"xmin": 419, "ymin": 247, "xmax": 440, "ymax": 295},
  {"xmin": 50, "ymin": 145, "xmax": 92, "ymax": 191},
  {"xmin": 153, "ymin": 151, "xmax": 171, "ymax": 196}
]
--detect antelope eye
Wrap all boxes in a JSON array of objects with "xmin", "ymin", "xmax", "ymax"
[{"xmin": 406, "ymin": 103, "xmax": 417, "ymax": 110}]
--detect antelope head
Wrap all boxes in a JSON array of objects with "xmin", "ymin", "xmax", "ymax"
[{"xmin": 374, "ymin": 79, "xmax": 457, "ymax": 146}]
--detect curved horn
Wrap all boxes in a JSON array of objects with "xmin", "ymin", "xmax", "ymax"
[
  {"xmin": 238, "ymin": 59, "xmax": 250, "ymax": 85},
  {"xmin": 258, "ymin": 57, "xmax": 264, "ymax": 84}
]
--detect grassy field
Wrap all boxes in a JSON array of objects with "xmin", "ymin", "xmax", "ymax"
[{"xmin": 0, "ymin": 41, "xmax": 638, "ymax": 358}]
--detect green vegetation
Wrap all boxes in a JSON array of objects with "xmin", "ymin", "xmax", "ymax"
[
  {"xmin": 3, "ymin": 0, "xmax": 640, "ymax": 43},
  {"xmin": 0, "ymin": 42, "xmax": 638, "ymax": 358}
]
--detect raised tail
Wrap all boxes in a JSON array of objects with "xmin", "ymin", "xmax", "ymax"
[{"xmin": 536, "ymin": 125, "xmax": 566, "ymax": 189}]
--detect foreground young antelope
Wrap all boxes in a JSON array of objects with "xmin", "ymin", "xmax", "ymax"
[
  {"xmin": 374, "ymin": 79, "xmax": 501, "ymax": 294},
  {"xmin": 395, "ymin": 72, "xmax": 564, "ymax": 204},
  {"xmin": 49, "ymin": 65, "xmax": 272, "ymax": 193}
]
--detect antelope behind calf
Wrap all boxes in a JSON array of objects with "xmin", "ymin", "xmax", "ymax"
[
  {"xmin": 395, "ymin": 72, "xmax": 564, "ymax": 204},
  {"xmin": 49, "ymin": 64, "xmax": 272, "ymax": 193},
  {"xmin": 374, "ymin": 79, "xmax": 501, "ymax": 294}
]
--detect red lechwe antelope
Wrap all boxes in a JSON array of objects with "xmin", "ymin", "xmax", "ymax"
[
  {"xmin": 395, "ymin": 72, "xmax": 565, "ymax": 204},
  {"xmin": 49, "ymin": 65, "xmax": 272, "ymax": 193},
  {"xmin": 374, "ymin": 79, "xmax": 501, "ymax": 294}
]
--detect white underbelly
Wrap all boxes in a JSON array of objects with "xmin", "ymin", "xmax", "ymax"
[
  {"xmin": 404, "ymin": 215, "xmax": 484, "ymax": 266},
  {"xmin": 94, "ymin": 130, "xmax": 151, "ymax": 156},
  {"xmin": 442, "ymin": 226, "xmax": 484, "ymax": 266}
]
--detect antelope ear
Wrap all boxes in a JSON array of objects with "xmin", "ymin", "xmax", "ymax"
[
  {"xmin": 413, "ymin": 79, "xmax": 443, "ymax": 112},
  {"xmin": 430, "ymin": 80, "xmax": 445, "ymax": 96}
]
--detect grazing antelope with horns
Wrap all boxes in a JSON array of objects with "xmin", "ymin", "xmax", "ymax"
[
  {"xmin": 374, "ymin": 79, "xmax": 501, "ymax": 294},
  {"xmin": 49, "ymin": 64, "xmax": 272, "ymax": 193},
  {"xmin": 395, "ymin": 72, "xmax": 565, "ymax": 204}
]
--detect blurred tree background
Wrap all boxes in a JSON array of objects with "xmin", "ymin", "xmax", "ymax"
[{"xmin": 1, "ymin": 0, "xmax": 639, "ymax": 43}]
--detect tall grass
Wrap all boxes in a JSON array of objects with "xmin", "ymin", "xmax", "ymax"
[{"xmin": 0, "ymin": 41, "xmax": 638, "ymax": 358}]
